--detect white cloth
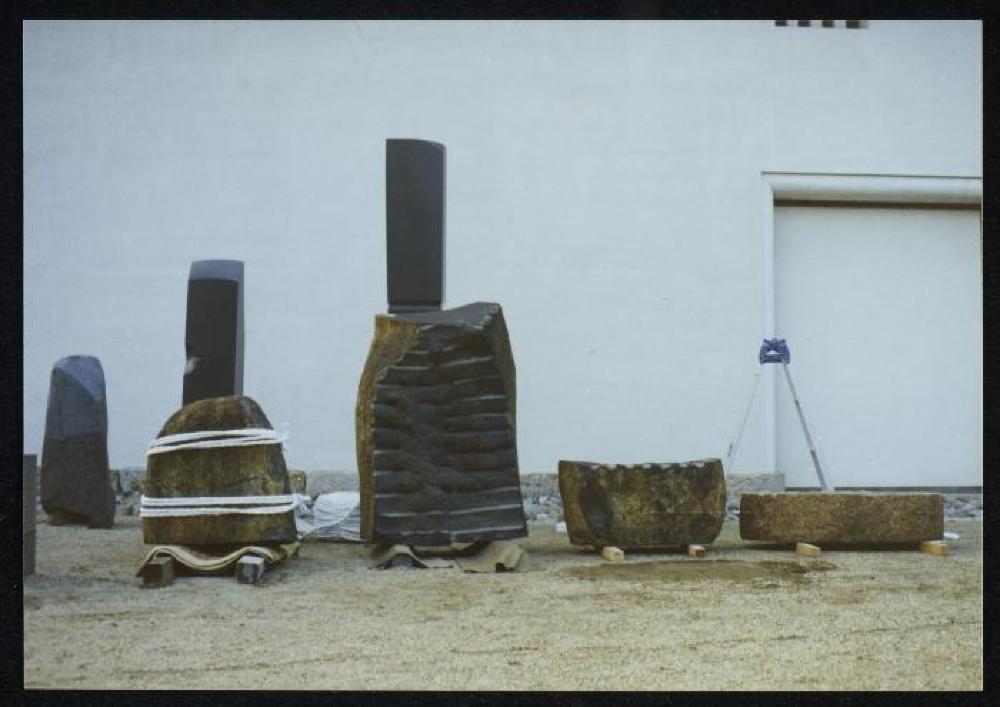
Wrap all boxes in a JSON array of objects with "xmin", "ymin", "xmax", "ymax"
[{"xmin": 295, "ymin": 492, "xmax": 362, "ymax": 542}]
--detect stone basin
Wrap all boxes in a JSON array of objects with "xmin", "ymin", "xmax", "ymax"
[{"xmin": 557, "ymin": 459, "xmax": 725, "ymax": 549}]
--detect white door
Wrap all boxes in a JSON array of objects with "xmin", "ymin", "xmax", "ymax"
[{"xmin": 774, "ymin": 205, "xmax": 982, "ymax": 488}]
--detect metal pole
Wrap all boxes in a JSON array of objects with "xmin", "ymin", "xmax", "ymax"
[{"xmin": 780, "ymin": 362, "xmax": 832, "ymax": 491}]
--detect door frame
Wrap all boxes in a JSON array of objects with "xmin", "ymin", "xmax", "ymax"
[{"xmin": 759, "ymin": 171, "xmax": 982, "ymax": 473}]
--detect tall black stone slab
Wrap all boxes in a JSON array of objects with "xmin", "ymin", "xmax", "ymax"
[
  {"xmin": 40, "ymin": 356, "xmax": 115, "ymax": 528},
  {"xmin": 23, "ymin": 454, "xmax": 37, "ymax": 576},
  {"xmin": 183, "ymin": 259, "xmax": 244, "ymax": 405},
  {"xmin": 386, "ymin": 139, "xmax": 445, "ymax": 314}
]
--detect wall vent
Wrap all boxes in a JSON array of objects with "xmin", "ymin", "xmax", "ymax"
[{"xmin": 775, "ymin": 20, "xmax": 868, "ymax": 29}]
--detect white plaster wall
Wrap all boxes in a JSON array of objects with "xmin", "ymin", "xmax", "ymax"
[{"xmin": 23, "ymin": 20, "xmax": 982, "ymax": 478}]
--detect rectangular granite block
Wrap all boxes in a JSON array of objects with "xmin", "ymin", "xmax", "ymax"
[{"xmin": 739, "ymin": 492, "xmax": 944, "ymax": 545}]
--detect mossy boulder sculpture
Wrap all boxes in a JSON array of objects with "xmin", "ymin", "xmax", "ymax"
[
  {"xmin": 142, "ymin": 395, "xmax": 296, "ymax": 546},
  {"xmin": 356, "ymin": 302, "xmax": 527, "ymax": 546},
  {"xmin": 558, "ymin": 459, "xmax": 726, "ymax": 549}
]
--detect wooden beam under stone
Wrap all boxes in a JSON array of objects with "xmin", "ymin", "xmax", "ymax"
[
  {"xmin": 236, "ymin": 555, "xmax": 266, "ymax": 584},
  {"xmin": 141, "ymin": 556, "xmax": 175, "ymax": 588}
]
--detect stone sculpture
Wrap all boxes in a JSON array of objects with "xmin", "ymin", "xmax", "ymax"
[
  {"xmin": 355, "ymin": 139, "xmax": 526, "ymax": 547},
  {"xmin": 740, "ymin": 492, "xmax": 944, "ymax": 545},
  {"xmin": 143, "ymin": 395, "xmax": 297, "ymax": 546},
  {"xmin": 558, "ymin": 459, "xmax": 726, "ymax": 548},
  {"xmin": 183, "ymin": 259, "xmax": 244, "ymax": 405},
  {"xmin": 356, "ymin": 302, "xmax": 526, "ymax": 546},
  {"xmin": 386, "ymin": 138, "xmax": 445, "ymax": 313},
  {"xmin": 40, "ymin": 355, "xmax": 115, "ymax": 528}
]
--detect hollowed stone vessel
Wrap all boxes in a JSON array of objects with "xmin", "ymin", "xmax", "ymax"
[{"xmin": 558, "ymin": 459, "xmax": 726, "ymax": 549}]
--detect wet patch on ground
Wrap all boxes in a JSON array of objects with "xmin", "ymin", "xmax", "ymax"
[{"xmin": 562, "ymin": 559, "xmax": 836, "ymax": 583}]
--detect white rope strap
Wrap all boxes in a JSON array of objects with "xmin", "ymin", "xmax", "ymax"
[
  {"xmin": 142, "ymin": 427, "xmax": 295, "ymax": 517},
  {"xmin": 139, "ymin": 494, "xmax": 303, "ymax": 518},
  {"xmin": 146, "ymin": 428, "xmax": 286, "ymax": 456}
]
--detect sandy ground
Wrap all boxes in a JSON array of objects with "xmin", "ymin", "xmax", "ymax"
[{"xmin": 24, "ymin": 514, "xmax": 982, "ymax": 691}]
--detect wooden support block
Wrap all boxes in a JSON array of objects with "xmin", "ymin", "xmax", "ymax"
[
  {"xmin": 796, "ymin": 542, "xmax": 821, "ymax": 558},
  {"xmin": 919, "ymin": 540, "xmax": 950, "ymax": 557},
  {"xmin": 687, "ymin": 544, "xmax": 706, "ymax": 559},
  {"xmin": 600, "ymin": 546, "xmax": 625, "ymax": 563},
  {"xmin": 236, "ymin": 555, "xmax": 266, "ymax": 584},
  {"xmin": 141, "ymin": 556, "xmax": 175, "ymax": 588}
]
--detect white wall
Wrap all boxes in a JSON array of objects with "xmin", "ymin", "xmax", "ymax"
[{"xmin": 23, "ymin": 20, "xmax": 982, "ymax": 477}]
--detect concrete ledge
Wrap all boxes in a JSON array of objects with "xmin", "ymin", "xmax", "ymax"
[{"xmin": 739, "ymin": 492, "xmax": 944, "ymax": 545}]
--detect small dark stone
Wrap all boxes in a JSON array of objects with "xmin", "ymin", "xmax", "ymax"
[{"xmin": 40, "ymin": 356, "xmax": 115, "ymax": 528}]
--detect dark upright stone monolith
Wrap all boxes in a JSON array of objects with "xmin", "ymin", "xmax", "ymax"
[
  {"xmin": 183, "ymin": 259, "xmax": 244, "ymax": 405},
  {"xmin": 40, "ymin": 356, "xmax": 115, "ymax": 528},
  {"xmin": 386, "ymin": 139, "xmax": 445, "ymax": 314},
  {"xmin": 356, "ymin": 302, "xmax": 526, "ymax": 546},
  {"xmin": 23, "ymin": 454, "xmax": 37, "ymax": 576}
]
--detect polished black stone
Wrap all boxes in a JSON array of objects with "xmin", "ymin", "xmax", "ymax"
[
  {"xmin": 40, "ymin": 356, "xmax": 115, "ymax": 528},
  {"xmin": 183, "ymin": 259, "xmax": 244, "ymax": 405},
  {"xmin": 386, "ymin": 139, "xmax": 445, "ymax": 314}
]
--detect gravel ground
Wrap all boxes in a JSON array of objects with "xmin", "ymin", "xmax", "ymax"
[{"xmin": 23, "ymin": 512, "xmax": 982, "ymax": 691}]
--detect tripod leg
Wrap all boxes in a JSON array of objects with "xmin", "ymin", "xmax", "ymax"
[
  {"xmin": 725, "ymin": 370, "xmax": 761, "ymax": 473},
  {"xmin": 781, "ymin": 362, "xmax": 832, "ymax": 491}
]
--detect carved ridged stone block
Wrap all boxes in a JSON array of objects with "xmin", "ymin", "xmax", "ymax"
[
  {"xmin": 558, "ymin": 459, "xmax": 726, "ymax": 549},
  {"xmin": 143, "ymin": 395, "xmax": 296, "ymax": 546},
  {"xmin": 356, "ymin": 301, "xmax": 527, "ymax": 546},
  {"xmin": 739, "ymin": 492, "xmax": 944, "ymax": 545}
]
